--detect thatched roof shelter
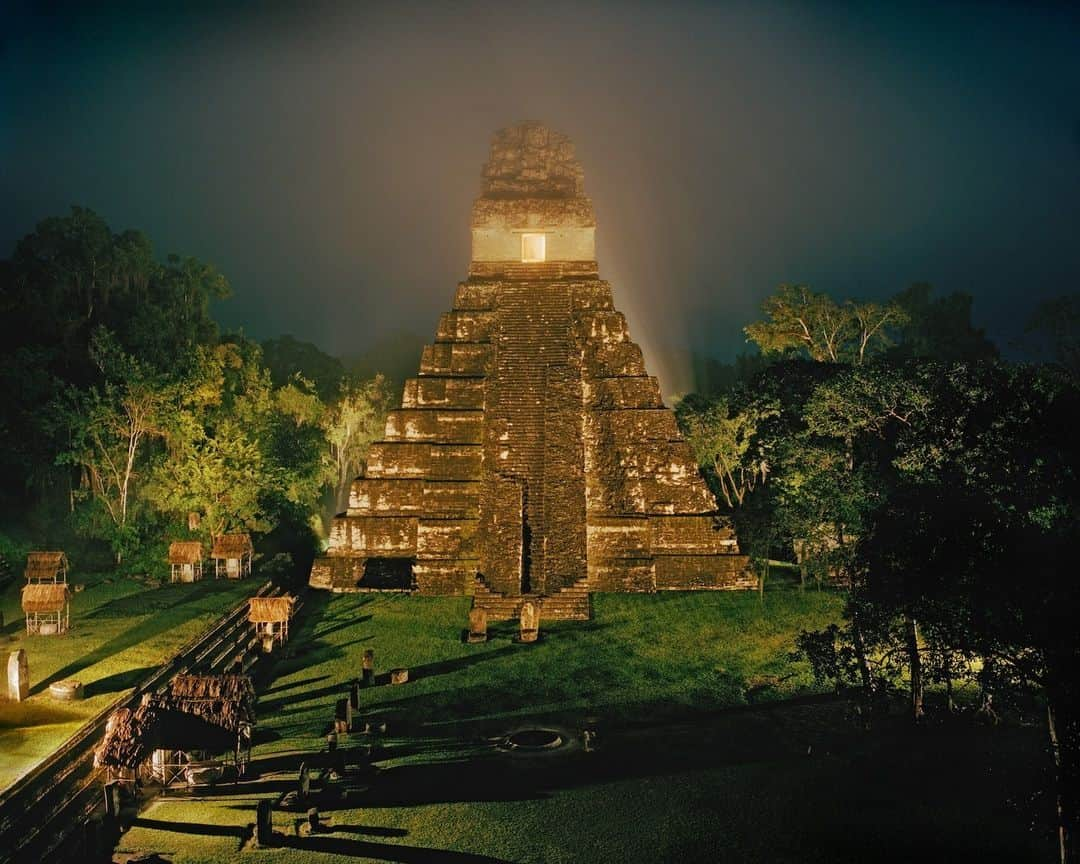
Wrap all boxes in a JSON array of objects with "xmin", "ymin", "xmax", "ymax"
[
  {"xmin": 21, "ymin": 583, "xmax": 70, "ymax": 613},
  {"xmin": 168, "ymin": 541, "xmax": 203, "ymax": 565},
  {"xmin": 94, "ymin": 675, "xmax": 256, "ymax": 770},
  {"xmin": 94, "ymin": 704, "xmax": 156, "ymax": 769},
  {"xmin": 165, "ymin": 674, "xmax": 256, "ymax": 732},
  {"xmin": 248, "ymin": 596, "xmax": 295, "ymax": 624},
  {"xmin": 211, "ymin": 534, "xmax": 253, "ymax": 560},
  {"xmin": 25, "ymin": 551, "xmax": 67, "ymax": 583}
]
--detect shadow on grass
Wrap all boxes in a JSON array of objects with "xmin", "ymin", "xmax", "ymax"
[
  {"xmin": 131, "ymin": 817, "xmax": 246, "ymax": 838},
  {"xmin": 279, "ymin": 834, "xmax": 509, "ymax": 863},
  {"xmin": 85, "ymin": 665, "xmax": 156, "ymax": 697},
  {"xmin": 31, "ymin": 581, "xmax": 253, "ymax": 695},
  {"xmin": 262, "ymin": 674, "xmax": 331, "ymax": 696},
  {"xmin": 377, "ymin": 645, "xmax": 519, "ymax": 685},
  {"xmin": 328, "ymin": 825, "xmax": 409, "ymax": 838}
]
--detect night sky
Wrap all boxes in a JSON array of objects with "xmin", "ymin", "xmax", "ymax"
[{"xmin": 3, "ymin": 1, "xmax": 1078, "ymax": 395}]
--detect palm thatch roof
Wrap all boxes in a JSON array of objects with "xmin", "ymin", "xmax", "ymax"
[
  {"xmin": 25, "ymin": 551, "xmax": 67, "ymax": 583},
  {"xmin": 211, "ymin": 534, "xmax": 253, "ymax": 559},
  {"xmin": 164, "ymin": 674, "xmax": 256, "ymax": 732},
  {"xmin": 21, "ymin": 583, "xmax": 70, "ymax": 613},
  {"xmin": 94, "ymin": 704, "xmax": 156, "ymax": 769},
  {"xmin": 168, "ymin": 541, "xmax": 203, "ymax": 565},
  {"xmin": 248, "ymin": 596, "xmax": 295, "ymax": 624},
  {"xmin": 94, "ymin": 675, "xmax": 256, "ymax": 769}
]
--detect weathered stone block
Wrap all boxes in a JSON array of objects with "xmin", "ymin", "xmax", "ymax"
[
  {"xmin": 420, "ymin": 343, "xmax": 492, "ymax": 376},
  {"xmin": 588, "ymin": 558, "xmax": 656, "ymax": 592},
  {"xmin": 329, "ymin": 516, "xmax": 417, "ymax": 556},
  {"xmin": 587, "ymin": 516, "xmax": 652, "ymax": 558},
  {"xmin": 654, "ymin": 554, "xmax": 755, "ymax": 590},
  {"xmin": 421, "ymin": 481, "xmax": 481, "ymax": 518},
  {"xmin": 573, "ymin": 311, "xmax": 629, "ymax": 343},
  {"xmin": 436, "ymin": 311, "xmax": 495, "ymax": 343},
  {"xmin": 582, "ymin": 341, "xmax": 647, "ymax": 377},
  {"xmin": 383, "ymin": 410, "xmax": 484, "ymax": 444},
  {"xmin": 518, "ymin": 600, "xmax": 540, "ymax": 642},
  {"xmin": 413, "ymin": 560, "xmax": 475, "ymax": 595},
  {"xmin": 428, "ymin": 444, "xmax": 483, "ymax": 480},
  {"xmin": 570, "ymin": 281, "xmax": 615, "ymax": 311},
  {"xmin": 467, "ymin": 607, "xmax": 488, "ymax": 642},
  {"xmin": 650, "ymin": 515, "xmax": 739, "ymax": 555},
  {"xmin": 584, "ymin": 377, "xmax": 663, "ymax": 410},
  {"xmin": 453, "ymin": 282, "xmax": 498, "ymax": 310},
  {"xmin": 348, "ymin": 478, "xmax": 424, "ymax": 515},
  {"xmin": 417, "ymin": 519, "xmax": 477, "ymax": 558},
  {"xmin": 365, "ymin": 442, "xmax": 430, "ymax": 478},
  {"xmin": 7, "ymin": 650, "xmax": 29, "ymax": 702},
  {"xmin": 401, "ymin": 377, "xmax": 486, "ymax": 409}
]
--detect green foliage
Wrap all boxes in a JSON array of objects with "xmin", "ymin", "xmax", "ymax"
[
  {"xmin": 676, "ymin": 392, "xmax": 776, "ymax": 509},
  {"xmin": 745, "ymin": 284, "xmax": 908, "ymax": 365},
  {"xmin": 260, "ymin": 334, "xmax": 346, "ymax": 401},
  {"xmin": 890, "ymin": 282, "xmax": 997, "ymax": 363},
  {"xmin": 322, "ymin": 374, "xmax": 393, "ymax": 514},
  {"xmin": 1022, "ymin": 292, "xmax": 1080, "ymax": 375},
  {"xmin": 54, "ymin": 330, "xmax": 172, "ymax": 561},
  {"xmin": 0, "ymin": 207, "xmax": 227, "ymax": 493}
]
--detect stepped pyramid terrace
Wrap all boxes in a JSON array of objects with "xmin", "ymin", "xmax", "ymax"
[{"xmin": 309, "ymin": 123, "xmax": 753, "ymax": 616}]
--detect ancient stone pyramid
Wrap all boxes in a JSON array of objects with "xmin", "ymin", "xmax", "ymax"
[{"xmin": 310, "ymin": 123, "xmax": 753, "ymax": 616}]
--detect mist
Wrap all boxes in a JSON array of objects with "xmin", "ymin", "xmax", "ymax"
[{"xmin": 3, "ymin": 0, "xmax": 1078, "ymax": 396}]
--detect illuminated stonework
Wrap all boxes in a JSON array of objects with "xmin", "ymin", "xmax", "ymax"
[{"xmin": 309, "ymin": 123, "xmax": 753, "ymax": 614}]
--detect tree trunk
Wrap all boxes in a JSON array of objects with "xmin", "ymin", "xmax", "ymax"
[
  {"xmin": 850, "ymin": 613, "xmax": 874, "ymax": 726},
  {"xmin": 1047, "ymin": 678, "xmax": 1079, "ymax": 864},
  {"xmin": 904, "ymin": 615, "xmax": 925, "ymax": 721},
  {"xmin": 944, "ymin": 662, "xmax": 955, "ymax": 714}
]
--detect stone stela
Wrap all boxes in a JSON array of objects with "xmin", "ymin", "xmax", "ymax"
[
  {"xmin": 467, "ymin": 607, "xmax": 488, "ymax": 643},
  {"xmin": 7, "ymin": 650, "xmax": 29, "ymax": 702},
  {"xmin": 309, "ymin": 123, "xmax": 754, "ymax": 619},
  {"xmin": 518, "ymin": 600, "xmax": 540, "ymax": 643}
]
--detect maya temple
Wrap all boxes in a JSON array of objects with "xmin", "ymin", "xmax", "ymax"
[{"xmin": 309, "ymin": 123, "xmax": 753, "ymax": 617}]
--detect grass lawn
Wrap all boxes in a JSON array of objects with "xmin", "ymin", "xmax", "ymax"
[
  {"xmin": 115, "ymin": 589, "xmax": 1056, "ymax": 863},
  {"xmin": 0, "ymin": 572, "xmax": 259, "ymax": 790}
]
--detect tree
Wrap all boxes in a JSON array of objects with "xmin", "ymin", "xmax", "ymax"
[
  {"xmin": 55, "ymin": 331, "xmax": 170, "ymax": 561},
  {"xmin": 745, "ymin": 284, "xmax": 908, "ymax": 365},
  {"xmin": 145, "ymin": 342, "xmax": 278, "ymax": 541},
  {"xmin": 1023, "ymin": 293, "xmax": 1080, "ymax": 376},
  {"xmin": 0, "ymin": 207, "xmax": 227, "ymax": 499},
  {"xmin": 261, "ymin": 335, "xmax": 346, "ymax": 401},
  {"xmin": 676, "ymin": 393, "xmax": 775, "ymax": 509},
  {"xmin": 323, "ymin": 375, "xmax": 393, "ymax": 515},
  {"xmin": 890, "ymin": 282, "xmax": 997, "ymax": 363},
  {"xmin": 145, "ymin": 341, "xmax": 333, "ymax": 546},
  {"xmin": 885, "ymin": 362, "xmax": 1080, "ymax": 861}
]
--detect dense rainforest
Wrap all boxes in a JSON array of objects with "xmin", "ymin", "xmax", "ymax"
[{"xmin": 1, "ymin": 207, "xmax": 1077, "ymax": 860}]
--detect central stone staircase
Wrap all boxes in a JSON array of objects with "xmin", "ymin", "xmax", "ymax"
[{"xmin": 471, "ymin": 575, "xmax": 591, "ymax": 622}]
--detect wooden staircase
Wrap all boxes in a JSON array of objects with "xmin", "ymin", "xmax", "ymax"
[{"xmin": 471, "ymin": 575, "xmax": 591, "ymax": 622}]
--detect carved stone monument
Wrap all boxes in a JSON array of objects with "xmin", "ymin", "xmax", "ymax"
[
  {"xmin": 334, "ymin": 697, "xmax": 351, "ymax": 734},
  {"xmin": 467, "ymin": 607, "xmax": 488, "ymax": 643},
  {"xmin": 256, "ymin": 799, "xmax": 274, "ymax": 847},
  {"xmin": 297, "ymin": 762, "xmax": 310, "ymax": 802},
  {"xmin": 362, "ymin": 649, "xmax": 375, "ymax": 686},
  {"xmin": 519, "ymin": 600, "xmax": 540, "ymax": 643},
  {"xmin": 7, "ymin": 649, "xmax": 28, "ymax": 702},
  {"xmin": 309, "ymin": 123, "xmax": 753, "ymax": 609}
]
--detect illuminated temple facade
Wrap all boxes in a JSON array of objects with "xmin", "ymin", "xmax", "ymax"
[{"xmin": 309, "ymin": 124, "xmax": 753, "ymax": 617}]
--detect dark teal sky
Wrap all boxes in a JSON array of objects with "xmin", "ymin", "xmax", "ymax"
[{"xmin": 2, "ymin": 1, "xmax": 1078, "ymax": 394}]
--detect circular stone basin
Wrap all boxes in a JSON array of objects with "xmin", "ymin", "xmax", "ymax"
[
  {"xmin": 505, "ymin": 729, "xmax": 563, "ymax": 750},
  {"xmin": 49, "ymin": 679, "xmax": 84, "ymax": 701}
]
